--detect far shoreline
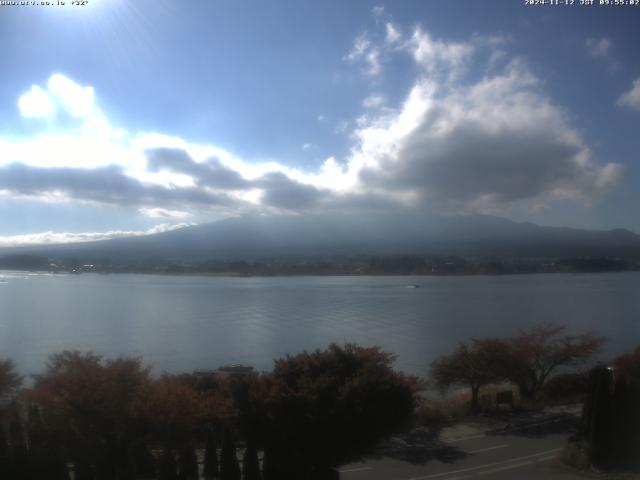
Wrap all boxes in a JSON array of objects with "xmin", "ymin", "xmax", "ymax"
[{"xmin": 2, "ymin": 268, "xmax": 639, "ymax": 278}]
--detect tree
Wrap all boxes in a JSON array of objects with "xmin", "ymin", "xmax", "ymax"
[
  {"xmin": 219, "ymin": 430, "xmax": 240, "ymax": 480},
  {"xmin": 430, "ymin": 339, "xmax": 508, "ymax": 413},
  {"xmin": 262, "ymin": 344, "xmax": 418, "ymax": 477},
  {"xmin": 138, "ymin": 375, "xmax": 205, "ymax": 451},
  {"xmin": 613, "ymin": 346, "xmax": 640, "ymax": 385},
  {"xmin": 260, "ymin": 449, "xmax": 277, "ymax": 480},
  {"xmin": 178, "ymin": 445, "xmax": 199, "ymax": 480},
  {"xmin": 0, "ymin": 359, "xmax": 22, "ymax": 397},
  {"xmin": 202, "ymin": 432, "xmax": 219, "ymax": 479},
  {"xmin": 157, "ymin": 450, "xmax": 178, "ymax": 480},
  {"xmin": 26, "ymin": 407, "xmax": 71, "ymax": 480},
  {"xmin": 506, "ymin": 323, "xmax": 605, "ymax": 399},
  {"xmin": 242, "ymin": 440, "xmax": 261, "ymax": 480},
  {"xmin": 29, "ymin": 351, "xmax": 152, "ymax": 479},
  {"xmin": 611, "ymin": 346, "xmax": 640, "ymax": 467}
]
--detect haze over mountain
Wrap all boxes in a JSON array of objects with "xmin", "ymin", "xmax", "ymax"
[{"xmin": 3, "ymin": 214, "xmax": 639, "ymax": 262}]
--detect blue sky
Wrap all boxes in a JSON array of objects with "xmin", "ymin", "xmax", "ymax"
[{"xmin": 0, "ymin": 0, "xmax": 639, "ymax": 246}]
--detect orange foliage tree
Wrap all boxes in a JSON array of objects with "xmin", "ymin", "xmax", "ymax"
[
  {"xmin": 430, "ymin": 339, "xmax": 508, "ymax": 413},
  {"xmin": 506, "ymin": 323, "xmax": 606, "ymax": 399},
  {"xmin": 0, "ymin": 359, "xmax": 22, "ymax": 397},
  {"xmin": 29, "ymin": 351, "xmax": 152, "ymax": 479},
  {"xmin": 260, "ymin": 344, "xmax": 419, "ymax": 478}
]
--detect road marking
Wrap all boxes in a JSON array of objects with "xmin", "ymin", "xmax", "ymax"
[
  {"xmin": 339, "ymin": 466, "xmax": 373, "ymax": 473},
  {"xmin": 468, "ymin": 444, "xmax": 509, "ymax": 454},
  {"xmin": 479, "ymin": 460, "xmax": 532, "ymax": 475},
  {"xmin": 479, "ymin": 454, "xmax": 556, "ymax": 475},
  {"xmin": 406, "ymin": 448, "xmax": 561, "ymax": 480},
  {"xmin": 535, "ymin": 455, "xmax": 558, "ymax": 462},
  {"xmin": 448, "ymin": 433, "xmax": 486, "ymax": 442}
]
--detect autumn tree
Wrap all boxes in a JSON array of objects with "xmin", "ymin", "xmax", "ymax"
[
  {"xmin": 138, "ymin": 375, "xmax": 205, "ymax": 452},
  {"xmin": 613, "ymin": 346, "xmax": 640, "ymax": 385},
  {"xmin": 0, "ymin": 359, "xmax": 24, "ymax": 478},
  {"xmin": 430, "ymin": 339, "xmax": 508, "ymax": 413},
  {"xmin": 0, "ymin": 359, "xmax": 22, "ymax": 397},
  {"xmin": 505, "ymin": 323, "xmax": 605, "ymax": 399},
  {"xmin": 29, "ymin": 351, "xmax": 152, "ymax": 479},
  {"xmin": 262, "ymin": 344, "xmax": 419, "ymax": 478}
]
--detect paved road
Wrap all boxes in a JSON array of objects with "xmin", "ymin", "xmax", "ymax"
[{"xmin": 338, "ymin": 411, "xmax": 590, "ymax": 479}]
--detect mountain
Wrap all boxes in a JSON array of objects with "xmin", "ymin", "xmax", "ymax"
[
  {"xmin": 5, "ymin": 214, "xmax": 640, "ymax": 261},
  {"xmin": 3, "ymin": 213, "xmax": 640, "ymax": 262}
]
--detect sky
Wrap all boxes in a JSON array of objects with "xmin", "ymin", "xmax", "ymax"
[{"xmin": 0, "ymin": 0, "xmax": 639, "ymax": 246}]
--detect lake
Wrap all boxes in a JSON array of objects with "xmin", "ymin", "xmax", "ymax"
[{"xmin": 0, "ymin": 271, "xmax": 638, "ymax": 377}]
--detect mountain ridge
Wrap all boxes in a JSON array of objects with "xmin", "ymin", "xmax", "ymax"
[{"xmin": 2, "ymin": 213, "xmax": 639, "ymax": 262}]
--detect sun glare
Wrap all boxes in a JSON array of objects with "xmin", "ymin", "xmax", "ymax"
[{"xmin": 40, "ymin": 0, "xmax": 126, "ymax": 24}]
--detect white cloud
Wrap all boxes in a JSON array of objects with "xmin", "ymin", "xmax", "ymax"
[
  {"xmin": 302, "ymin": 143, "xmax": 316, "ymax": 150},
  {"xmin": 138, "ymin": 207, "xmax": 193, "ymax": 221},
  {"xmin": 346, "ymin": 34, "xmax": 370, "ymax": 61},
  {"xmin": 586, "ymin": 37, "xmax": 612, "ymax": 58},
  {"xmin": 1, "ymin": 28, "xmax": 623, "ymax": 221},
  {"xmin": 372, "ymin": 5, "xmax": 384, "ymax": 17},
  {"xmin": 17, "ymin": 74, "xmax": 96, "ymax": 119},
  {"xmin": 334, "ymin": 120, "xmax": 350, "ymax": 134},
  {"xmin": 346, "ymin": 33, "xmax": 382, "ymax": 76},
  {"xmin": 347, "ymin": 61, "xmax": 621, "ymax": 211},
  {"xmin": 385, "ymin": 23, "xmax": 401, "ymax": 44},
  {"xmin": 17, "ymin": 86, "xmax": 55, "ymax": 118},
  {"xmin": 362, "ymin": 94, "xmax": 385, "ymax": 108},
  {"xmin": 405, "ymin": 27, "xmax": 473, "ymax": 79},
  {"xmin": 0, "ymin": 223, "xmax": 190, "ymax": 248},
  {"xmin": 365, "ymin": 49, "xmax": 381, "ymax": 76},
  {"xmin": 334, "ymin": 27, "xmax": 622, "ymax": 212},
  {"xmin": 618, "ymin": 78, "xmax": 640, "ymax": 110},
  {"xmin": 47, "ymin": 73, "xmax": 96, "ymax": 118}
]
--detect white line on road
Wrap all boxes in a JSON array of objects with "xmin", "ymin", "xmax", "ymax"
[
  {"xmin": 536, "ymin": 455, "xmax": 559, "ymax": 461},
  {"xmin": 478, "ymin": 460, "xmax": 533, "ymax": 475},
  {"xmin": 406, "ymin": 448, "xmax": 561, "ymax": 480},
  {"xmin": 468, "ymin": 444, "xmax": 509, "ymax": 454},
  {"xmin": 338, "ymin": 466, "xmax": 373, "ymax": 473},
  {"xmin": 478, "ymin": 455, "xmax": 557, "ymax": 475},
  {"xmin": 447, "ymin": 433, "xmax": 486, "ymax": 442}
]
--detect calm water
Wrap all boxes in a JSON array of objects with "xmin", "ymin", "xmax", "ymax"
[{"xmin": 0, "ymin": 271, "xmax": 638, "ymax": 377}]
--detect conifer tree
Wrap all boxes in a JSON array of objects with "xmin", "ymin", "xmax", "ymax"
[
  {"xmin": 158, "ymin": 450, "xmax": 178, "ymax": 480},
  {"xmin": 219, "ymin": 430, "xmax": 240, "ymax": 480},
  {"xmin": 178, "ymin": 446, "xmax": 199, "ymax": 480},
  {"xmin": 242, "ymin": 440, "xmax": 261, "ymax": 480},
  {"xmin": 203, "ymin": 432, "xmax": 219, "ymax": 479}
]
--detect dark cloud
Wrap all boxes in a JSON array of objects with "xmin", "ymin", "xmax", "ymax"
[
  {"xmin": 0, "ymin": 163, "xmax": 235, "ymax": 207},
  {"xmin": 255, "ymin": 172, "xmax": 329, "ymax": 210},
  {"xmin": 145, "ymin": 148, "xmax": 251, "ymax": 190},
  {"xmin": 145, "ymin": 148, "xmax": 339, "ymax": 212},
  {"xmin": 355, "ymin": 72, "xmax": 621, "ymax": 212},
  {"xmin": 362, "ymin": 122, "xmax": 586, "ymax": 205}
]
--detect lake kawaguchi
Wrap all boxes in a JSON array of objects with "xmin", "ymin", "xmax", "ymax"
[{"xmin": 1, "ymin": 271, "xmax": 639, "ymax": 377}]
